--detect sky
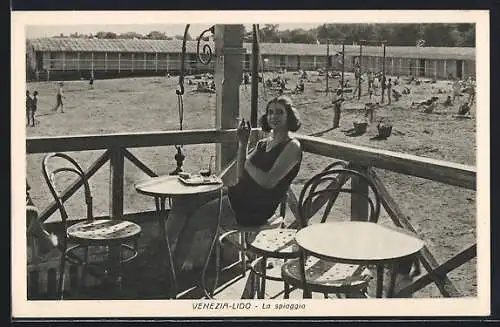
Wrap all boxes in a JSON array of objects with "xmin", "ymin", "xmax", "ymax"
[{"xmin": 25, "ymin": 24, "xmax": 321, "ymax": 39}]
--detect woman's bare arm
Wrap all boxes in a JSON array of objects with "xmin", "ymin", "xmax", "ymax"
[{"xmin": 236, "ymin": 140, "xmax": 248, "ymax": 183}]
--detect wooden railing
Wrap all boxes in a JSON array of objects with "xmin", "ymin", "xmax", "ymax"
[{"xmin": 26, "ymin": 128, "xmax": 477, "ymax": 298}]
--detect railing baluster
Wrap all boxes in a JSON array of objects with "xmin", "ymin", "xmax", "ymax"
[
  {"xmin": 395, "ymin": 244, "xmax": 476, "ymax": 298},
  {"xmin": 108, "ymin": 147, "xmax": 125, "ymax": 291},
  {"xmin": 109, "ymin": 147, "xmax": 124, "ymax": 220},
  {"xmin": 123, "ymin": 149, "xmax": 158, "ymax": 177}
]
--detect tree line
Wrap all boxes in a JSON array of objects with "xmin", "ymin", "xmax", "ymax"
[
  {"xmin": 54, "ymin": 23, "xmax": 475, "ymax": 47},
  {"xmin": 59, "ymin": 31, "xmax": 193, "ymax": 41},
  {"xmin": 251, "ymin": 24, "xmax": 475, "ymax": 47}
]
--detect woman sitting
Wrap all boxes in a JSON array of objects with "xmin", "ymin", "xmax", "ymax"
[{"xmin": 168, "ymin": 96, "xmax": 303, "ymax": 272}]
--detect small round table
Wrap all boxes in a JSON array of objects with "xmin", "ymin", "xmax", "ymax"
[
  {"xmin": 135, "ymin": 175, "xmax": 223, "ymax": 298},
  {"xmin": 294, "ymin": 221, "xmax": 425, "ymax": 298}
]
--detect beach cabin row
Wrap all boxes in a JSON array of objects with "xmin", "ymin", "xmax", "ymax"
[{"xmin": 26, "ymin": 38, "xmax": 475, "ymax": 81}]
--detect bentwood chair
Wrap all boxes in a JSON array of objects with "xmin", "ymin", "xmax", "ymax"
[
  {"xmin": 281, "ymin": 168, "xmax": 382, "ymax": 299},
  {"xmin": 213, "ymin": 196, "xmax": 287, "ymax": 298},
  {"xmin": 42, "ymin": 153, "xmax": 142, "ymax": 299},
  {"xmin": 214, "ymin": 161, "xmax": 349, "ymax": 299}
]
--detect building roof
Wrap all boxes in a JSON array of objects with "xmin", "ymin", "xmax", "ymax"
[{"xmin": 28, "ymin": 37, "xmax": 475, "ymax": 61}]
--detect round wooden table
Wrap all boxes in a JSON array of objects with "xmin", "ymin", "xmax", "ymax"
[
  {"xmin": 294, "ymin": 221, "xmax": 425, "ymax": 298},
  {"xmin": 135, "ymin": 175, "xmax": 223, "ymax": 298}
]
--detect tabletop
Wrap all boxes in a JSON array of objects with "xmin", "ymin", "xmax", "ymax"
[
  {"xmin": 295, "ymin": 221, "xmax": 424, "ymax": 265},
  {"xmin": 135, "ymin": 175, "xmax": 223, "ymax": 197}
]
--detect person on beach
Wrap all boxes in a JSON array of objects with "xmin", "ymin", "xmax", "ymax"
[
  {"xmin": 53, "ymin": 82, "xmax": 65, "ymax": 113},
  {"xmin": 26, "ymin": 91, "xmax": 32, "ymax": 126},
  {"xmin": 452, "ymin": 79, "xmax": 461, "ymax": 104},
  {"xmin": 29, "ymin": 91, "xmax": 38, "ymax": 127},
  {"xmin": 331, "ymin": 89, "xmax": 344, "ymax": 129},
  {"xmin": 167, "ymin": 95, "xmax": 303, "ymax": 273},
  {"xmin": 381, "ymin": 75, "xmax": 387, "ymax": 103},
  {"xmin": 386, "ymin": 78, "xmax": 392, "ymax": 105},
  {"xmin": 89, "ymin": 71, "xmax": 95, "ymax": 89}
]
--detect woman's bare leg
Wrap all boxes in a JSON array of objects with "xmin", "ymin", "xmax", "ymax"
[{"xmin": 172, "ymin": 195, "xmax": 236, "ymax": 272}]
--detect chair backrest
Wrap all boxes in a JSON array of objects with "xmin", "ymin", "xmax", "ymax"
[
  {"xmin": 42, "ymin": 153, "xmax": 94, "ymax": 230},
  {"xmin": 297, "ymin": 167, "xmax": 381, "ymax": 228}
]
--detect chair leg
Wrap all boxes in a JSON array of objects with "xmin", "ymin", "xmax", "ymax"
[
  {"xmin": 134, "ymin": 239, "xmax": 139, "ymax": 253},
  {"xmin": 299, "ymin": 254, "xmax": 312, "ymax": 299},
  {"xmin": 387, "ymin": 264, "xmax": 397, "ymax": 298},
  {"xmin": 283, "ymin": 258, "xmax": 290, "ymax": 299},
  {"xmin": 58, "ymin": 253, "xmax": 66, "ymax": 300},
  {"xmin": 213, "ymin": 228, "xmax": 222, "ymax": 296},
  {"xmin": 376, "ymin": 265, "xmax": 384, "ymax": 298},
  {"xmin": 284, "ymin": 282, "xmax": 290, "ymax": 299},
  {"xmin": 248, "ymin": 268, "xmax": 257, "ymax": 299},
  {"xmin": 117, "ymin": 245, "xmax": 123, "ymax": 291},
  {"xmin": 241, "ymin": 232, "xmax": 247, "ymax": 277}
]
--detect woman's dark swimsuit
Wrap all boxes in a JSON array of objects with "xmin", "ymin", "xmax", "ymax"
[{"xmin": 228, "ymin": 138, "xmax": 301, "ymax": 227}]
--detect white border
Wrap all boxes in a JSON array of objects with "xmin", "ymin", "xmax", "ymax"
[{"xmin": 12, "ymin": 10, "xmax": 490, "ymax": 318}]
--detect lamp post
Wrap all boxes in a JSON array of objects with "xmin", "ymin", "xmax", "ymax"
[
  {"xmin": 358, "ymin": 40, "xmax": 363, "ymax": 100},
  {"xmin": 326, "ymin": 39, "xmax": 330, "ymax": 94},
  {"xmin": 381, "ymin": 41, "xmax": 386, "ymax": 103}
]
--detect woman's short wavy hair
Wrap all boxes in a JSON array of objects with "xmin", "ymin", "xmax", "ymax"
[{"xmin": 259, "ymin": 95, "xmax": 302, "ymax": 132}]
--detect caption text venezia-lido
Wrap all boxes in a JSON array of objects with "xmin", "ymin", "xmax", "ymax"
[{"xmin": 192, "ymin": 301, "xmax": 306, "ymax": 311}]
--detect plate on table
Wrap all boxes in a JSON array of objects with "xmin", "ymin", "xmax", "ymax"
[{"xmin": 177, "ymin": 173, "xmax": 222, "ymax": 186}]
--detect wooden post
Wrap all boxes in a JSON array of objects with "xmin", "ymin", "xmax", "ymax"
[
  {"xmin": 434, "ymin": 60, "xmax": 437, "ymax": 79},
  {"xmin": 214, "ymin": 25, "xmax": 244, "ymax": 177},
  {"xmin": 91, "ymin": 52, "xmax": 94, "ymax": 72},
  {"xmin": 104, "ymin": 52, "xmax": 108, "ymax": 72},
  {"xmin": 131, "ymin": 53, "xmax": 135, "ymax": 72},
  {"xmin": 108, "ymin": 147, "xmax": 124, "ymax": 289},
  {"xmin": 118, "ymin": 53, "xmax": 121, "ymax": 73},
  {"xmin": 109, "ymin": 147, "xmax": 124, "ymax": 220},
  {"xmin": 62, "ymin": 52, "xmax": 66, "ymax": 71},
  {"xmin": 155, "ymin": 52, "xmax": 158, "ymax": 72},
  {"xmin": 144, "ymin": 53, "xmax": 147, "ymax": 70},
  {"xmin": 443, "ymin": 59, "xmax": 447, "ymax": 78},
  {"xmin": 77, "ymin": 52, "xmax": 80, "ymax": 72},
  {"xmin": 350, "ymin": 164, "xmax": 369, "ymax": 221}
]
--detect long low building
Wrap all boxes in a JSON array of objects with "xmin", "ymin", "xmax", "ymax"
[{"xmin": 26, "ymin": 37, "xmax": 476, "ymax": 81}]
